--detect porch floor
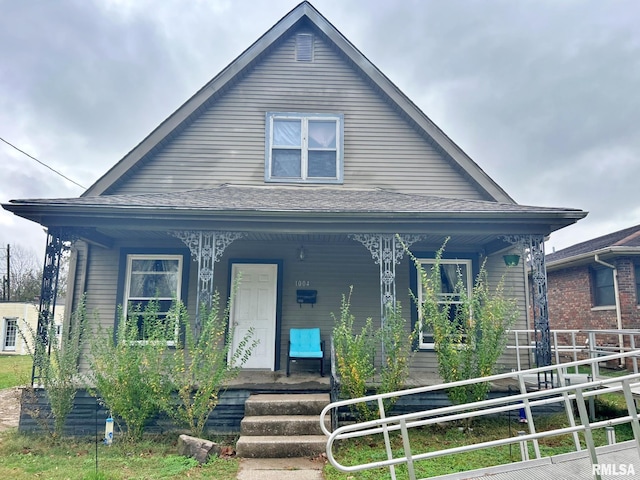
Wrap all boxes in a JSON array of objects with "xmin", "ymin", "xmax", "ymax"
[
  {"xmin": 224, "ymin": 371, "xmax": 449, "ymax": 392},
  {"xmin": 222, "ymin": 370, "xmax": 533, "ymax": 394},
  {"xmin": 224, "ymin": 370, "xmax": 330, "ymax": 392}
]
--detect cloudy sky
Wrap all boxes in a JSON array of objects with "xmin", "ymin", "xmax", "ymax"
[{"xmin": 1, "ymin": 0, "xmax": 639, "ymax": 260}]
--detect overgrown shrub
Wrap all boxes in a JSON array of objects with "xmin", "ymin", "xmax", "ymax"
[
  {"xmin": 332, "ymin": 286, "xmax": 416, "ymax": 420},
  {"xmin": 20, "ymin": 296, "xmax": 87, "ymax": 438},
  {"xmin": 411, "ymin": 240, "xmax": 518, "ymax": 407},
  {"xmin": 379, "ymin": 302, "xmax": 416, "ymax": 413},
  {"xmin": 156, "ymin": 292, "xmax": 257, "ymax": 437},
  {"xmin": 332, "ymin": 287, "xmax": 377, "ymax": 420},
  {"xmin": 86, "ymin": 300, "xmax": 171, "ymax": 442},
  {"xmin": 87, "ymin": 290, "xmax": 257, "ymax": 441}
]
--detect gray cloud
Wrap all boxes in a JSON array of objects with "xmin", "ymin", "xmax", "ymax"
[{"xmin": 1, "ymin": 0, "xmax": 639, "ymax": 257}]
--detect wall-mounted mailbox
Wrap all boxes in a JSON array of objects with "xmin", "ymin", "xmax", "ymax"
[{"xmin": 296, "ymin": 289, "xmax": 317, "ymax": 306}]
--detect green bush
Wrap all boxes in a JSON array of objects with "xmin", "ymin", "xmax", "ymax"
[
  {"xmin": 87, "ymin": 290, "xmax": 256, "ymax": 441},
  {"xmin": 332, "ymin": 287, "xmax": 377, "ymax": 420},
  {"xmin": 156, "ymin": 293, "xmax": 257, "ymax": 437},
  {"xmin": 86, "ymin": 300, "xmax": 172, "ymax": 442},
  {"xmin": 411, "ymin": 240, "xmax": 518, "ymax": 407},
  {"xmin": 332, "ymin": 287, "xmax": 416, "ymax": 420},
  {"xmin": 20, "ymin": 296, "xmax": 86, "ymax": 438},
  {"xmin": 378, "ymin": 302, "xmax": 416, "ymax": 413}
]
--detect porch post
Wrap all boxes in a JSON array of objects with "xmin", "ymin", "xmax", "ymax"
[
  {"xmin": 33, "ymin": 228, "xmax": 68, "ymax": 385},
  {"xmin": 502, "ymin": 234, "xmax": 552, "ymax": 371},
  {"xmin": 350, "ymin": 234, "xmax": 423, "ymax": 363},
  {"xmin": 172, "ymin": 230, "xmax": 245, "ymax": 336}
]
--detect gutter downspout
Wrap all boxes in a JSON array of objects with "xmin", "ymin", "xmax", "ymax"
[{"xmin": 594, "ymin": 254, "xmax": 624, "ymax": 365}]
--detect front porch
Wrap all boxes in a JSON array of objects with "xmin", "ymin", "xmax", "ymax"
[{"xmin": 44, "ymin": 229, "xmax": 549, "ymax": 379}]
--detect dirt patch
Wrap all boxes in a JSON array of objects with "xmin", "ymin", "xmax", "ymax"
[{"xmin": 0, "ymin": 387, "xmax": 22, "ymax": 432}]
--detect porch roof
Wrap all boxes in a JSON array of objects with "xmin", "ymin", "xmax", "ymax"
[{"xmin": 4, "ymin": 184, "xmax": 586, "ymax": 242}]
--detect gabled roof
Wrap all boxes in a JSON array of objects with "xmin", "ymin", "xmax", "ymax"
[
  {"xmin": 83, "ymin": 1, "xmax": 513, "ymax": 203},
  {"xmin": 547, "ymin": 223, "xmax": 640, "ymax": 269}
]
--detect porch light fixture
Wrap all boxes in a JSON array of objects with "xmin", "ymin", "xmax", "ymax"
[
  {"xmin": 503, "ymin": 254, "xmax": 520, "ymax": 267},
  {"xmin": 298, "ymin": 246, "xmax": 306, "ymax": 262}
]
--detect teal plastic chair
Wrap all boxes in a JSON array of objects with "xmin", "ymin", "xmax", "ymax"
[{"xmin": 287, "ymin": 328, "xmax": 324, "ymax": 376}]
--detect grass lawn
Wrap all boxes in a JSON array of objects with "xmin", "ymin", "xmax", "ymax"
[
  {"xmin": 0, "ymin": 431, "xmax": 240, "ymax": 480},
  {"xmin": 325, "ymin": 394, "xmax": 635, "ymax": 479},
  {"xmin": 0, "ymin": 354, "xmax": 240, "ymax": 479},
  {"xmin": 1, "ymin": 354, "xmax": 634, "ymax": 479},
  {"xmin": 0, "ymin": 355, "xmax": 32, "ymax": 389}
]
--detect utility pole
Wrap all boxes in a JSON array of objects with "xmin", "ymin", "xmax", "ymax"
[{"xmin": 6, "ymin": 244, "xmax": 10, "ymax": 302}]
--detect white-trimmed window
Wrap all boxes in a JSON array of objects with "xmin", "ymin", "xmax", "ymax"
[
  {"xmin": 417, "ymin": 259, "xmax": 472, "ymax": 349},
  {"xmin": 591, "ymin": 267, "xmax": 615, "ymax": 307},
  {"xmin": 124, "ymin": 254, "xmax": 182, "ymax": 344},
  {"xmin": 265, "ymin": 112, "xmax": 344, "ymax": 183},
  {"xmin": 3, "ymin": 318, "xmax": 17, "ymax": 351}
]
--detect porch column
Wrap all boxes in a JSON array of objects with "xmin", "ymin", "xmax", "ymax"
[
  {"xmin": 349, "ymin": 233, "xmax": 423, "ymax": 329},
  {"xmin": 502, "ymin": 234, "xmax": 552, "ymax": 370},
  {"xmin": 33, "ymin": 228, "xmax": 69, "ymax": 385},
  {"xmin": 172, "ymin": 230, "xmax": 244, "ymax": 336}
]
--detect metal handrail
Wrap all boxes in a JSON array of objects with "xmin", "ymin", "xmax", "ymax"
[
  {"xmin": 321, "ymin": 349, "xmax": 640, "ymax": 480},
  {"xmin": 507, "ymin": 329, "xmax": 640, "ymax": 373}
]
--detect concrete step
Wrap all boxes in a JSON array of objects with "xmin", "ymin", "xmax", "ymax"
[
  {"xmin": 244, "ymin": 393, "xmax": 330, "ymax": 416},
  {"xmin": 241, "ymin": 415, "xmax": 330, "ymax": 436},
  {"xmin": 235, "ymin": 435, "xmax": 327, "ymax": 458}
]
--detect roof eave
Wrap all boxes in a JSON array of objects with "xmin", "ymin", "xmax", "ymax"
[
  {"xmin": 3, "ymin": 201, "xmax": 586, "ymax": 236},
  {"xmin": 547, "ymin": 246, "xmax": 640, "ymax": 271}
]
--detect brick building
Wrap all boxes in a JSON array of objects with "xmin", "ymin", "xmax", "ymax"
[{"xmin": 546, "ymin": 225, "xmax": 640, "ymax": 336}]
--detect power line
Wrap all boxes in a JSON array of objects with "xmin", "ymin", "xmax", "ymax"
[{"xmin": 0, "ymin": 136, "xmax": 86, "ymax": 190}]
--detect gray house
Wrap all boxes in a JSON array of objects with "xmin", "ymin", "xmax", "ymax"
[{"xmin": 3, "ymin": 3, "xmax": 585, "ymax": 393}]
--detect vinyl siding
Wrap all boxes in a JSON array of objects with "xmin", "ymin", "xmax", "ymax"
[
  {"xmin": 110, "ymin": 26, "xmax": 485, "ymax": 199},
  {"xmin": 75, "ymin": 243, "xmax": 120, "ymax": 374},
  {"xmin": 484, "ymin": 251, "xmax": 530, "ymax": 372}
]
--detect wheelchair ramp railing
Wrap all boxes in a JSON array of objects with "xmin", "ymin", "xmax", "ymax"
[
  {"xmin": 320, "ymin": 350, "xmax": 640, "ymax": 480},
  {"xmin": 507, "ymin": 328, "xmax": 640, "ymax": 376}
]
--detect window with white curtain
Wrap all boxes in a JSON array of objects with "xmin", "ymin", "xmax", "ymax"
[
  {"xmin": 265, "ymin": 112, "xmax": 343, "ymax": 183},
  {"xmin": 124, "ymin": 254, "xmax": 182, "ymax": 344},
  {"xmin": 417, "ymin": 259, "xmax": 472, "ymax": 349}
]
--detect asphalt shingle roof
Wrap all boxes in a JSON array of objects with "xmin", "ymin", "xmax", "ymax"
[
  {"xmin": 546, "ymin": 223, "xmax": 640, "ymax": 263},
  {"xmin": 9, "ymin": 184, "xmax": 583, "ymax": 216}
]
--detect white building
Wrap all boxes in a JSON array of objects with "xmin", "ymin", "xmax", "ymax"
[{"xmin": 0, "ymin": 302, "xmax": 64, "ymax": 355}]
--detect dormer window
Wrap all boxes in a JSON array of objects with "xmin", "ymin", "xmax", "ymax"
[{"xmin": 265, "ymin": 112, "xmax": 343, "ymax": 183}]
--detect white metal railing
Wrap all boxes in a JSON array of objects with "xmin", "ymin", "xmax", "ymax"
[
  {"xmin": 508, "ymin": 329, "xmax": 640, "ymax": 378},
  {"xmin": 321, "ymin": 350, "xmax": 640, "ymax": 480}
]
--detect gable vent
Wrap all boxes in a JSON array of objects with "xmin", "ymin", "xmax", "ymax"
[{"xmin": 296, "ymin": 33, "xmax": 313, "ymax": 62}]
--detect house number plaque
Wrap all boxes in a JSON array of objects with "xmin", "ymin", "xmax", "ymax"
[{"xmin": 295, "ymin": 280, "xmax": 310, "ymax": 287}]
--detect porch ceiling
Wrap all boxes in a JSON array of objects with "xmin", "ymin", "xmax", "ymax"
[{"xmin": 70, "ymin": 228, "xmax": 510, "ymax": 253}]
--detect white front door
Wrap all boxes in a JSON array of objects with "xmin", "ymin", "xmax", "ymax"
[{"xmin": 229, "ymin": 263, "xmax": 278, "ymax": 370}]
